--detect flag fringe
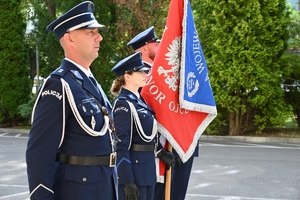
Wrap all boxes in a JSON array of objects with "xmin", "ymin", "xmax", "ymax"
[
  {"xmin": 180, "ymin": 101, "xmax": 217, "ymax": 115},
  {"xmin": 179, "ymin": 0, "xmax": 217, "ymax": 115},
  {"xmin": 157, "ymin": 112, "xmax": 216, "ymax": 163}
]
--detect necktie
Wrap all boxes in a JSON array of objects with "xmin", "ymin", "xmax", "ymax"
[
  {"xmin": 89, "ymin": 76, "xmax": 99, "ymax": 92},
  {"xmin": 89, "ymin": 76, "xmax": 105, "ymax": 105}
]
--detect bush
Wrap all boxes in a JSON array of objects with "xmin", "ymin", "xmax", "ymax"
[{"xmin": 18, "ymin": 95, "xmax": 35, "ymax": 125}]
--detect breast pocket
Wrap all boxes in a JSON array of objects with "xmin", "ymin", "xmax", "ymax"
[
  {"xmin": 137, "ymin": 108, "xmax": 152, "ymax": 121},
  {"xmin": 77, "ymin": 98, "xmax": 101, "ymax": 117}
]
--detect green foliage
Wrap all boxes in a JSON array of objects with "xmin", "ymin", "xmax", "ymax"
[
  {"xmin": 192, "ymin": 0, "xmax": 291, "ymax": 135},
  {"xmin": 280, "ymin": 6, "xmax": 300, "ymax": 129},
  {"xmin": 27, "ymin": 0, "xmax": 169, "ymax": 102},
  {"xmin": 18, "ymin": 95, "xmax": 35, "ymax": 124},
  {"xmin": 28, "ymin": 0, "xmax": 114, "ymax": 96},
  {"xmin": 28, "ymin": 0, "xmax": 63, "ymax": 76},
  {"xmin": 0, "ymin": 0, "xmax": 31, "ymax": 126},
  {"xmin": 16, "ymin": 0, "xmax": 298, "ymax": 135},
  {"xmin": 113, "ymin": 0, "xmax": 169, "ymax": 56}
]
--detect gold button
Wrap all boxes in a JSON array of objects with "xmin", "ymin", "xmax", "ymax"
[{"xmin": 82, "ymin": 177, "xmax": 87, "ymax": 182}]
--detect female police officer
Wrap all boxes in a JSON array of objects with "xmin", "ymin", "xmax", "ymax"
[{"xmin": 110, "ymin": 52, "xmax": 174, "ymax": 200}]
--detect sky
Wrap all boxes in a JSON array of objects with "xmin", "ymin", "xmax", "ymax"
[{"xmin": 286, "ymin": 0, "xmax": 299, "ymax": 10}]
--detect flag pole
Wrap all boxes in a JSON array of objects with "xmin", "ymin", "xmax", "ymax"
[
  {"xmin": 165, "ymin": 1, "xmax": 193, "ymax": 199},
  {"xmin": 164, "ymin": 142, "xmax": 172, "ymax": 200}
]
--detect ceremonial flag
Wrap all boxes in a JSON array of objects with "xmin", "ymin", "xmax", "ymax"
[{"xmin": 141, "ymin": 0, "xmax": 217, "ymax": 164}]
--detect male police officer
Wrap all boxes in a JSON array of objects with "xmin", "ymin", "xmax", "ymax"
[
  {"xmin": 127, "ymin": 26, "xmax": 160, "ymax": 68},
  {"xmin": 127, "ymin": 26, "xmax": 199, "ymax": 200},
  {"xmin": 26, "ymin": 1, "xmax": 118, "ymax": 200}
]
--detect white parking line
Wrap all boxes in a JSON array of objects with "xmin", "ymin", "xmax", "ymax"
[
  {"xmin": 0, "ymin": 192, "xmax": 28, "ymax": 199},
  {"xmin": 0, "ymin": 133, "xmax": 8, "ymax": 136},
  {"xmin": 0, "ymin": 135, "xmax": 28, "ymax": 139},
  {"xmin": 14, "ymin": 134, "xmax": 22, "ymax": 137},
  {"xmin": 186, "ymin": 193, "xmax": 289, "ymax": 200},
  {"xmin": 0, "ymin": 184, "xmax": 28, "ymax": 188}
]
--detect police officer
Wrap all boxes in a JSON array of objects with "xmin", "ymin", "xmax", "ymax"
[
  {"xmin": 110, "ymin": 52, "xmax": 175, "ymax": 200},
  {"xmin": 127, "ymin": 27, "xmax": 199, "ymax": 200},
  {"xmin": 26, "ymin": 1, "xmax": 118, "ymax": 200},
  {"xmin": 127, "ymin": 26, "xmax": 160, "ymax": 69}
]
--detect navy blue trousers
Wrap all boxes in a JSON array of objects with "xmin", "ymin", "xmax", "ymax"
[{"xmin": 154, "ymin": 156, "xmax": 194, "ymax": 200}]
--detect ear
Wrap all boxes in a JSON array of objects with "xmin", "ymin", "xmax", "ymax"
[
  {"xmin": 138, "ymin": 47, "xmax": 147, "ymax": 59},
  {"xmin": 63, "ymin": 32, "xmax": 74, "ymax": 44},
  {"xmin": 124, "ymin": 73, "xmax": 131, "ymax": 81},
  {"xmin": 141, "ymin": 45, "xmax": 148, "ymax": 53}
]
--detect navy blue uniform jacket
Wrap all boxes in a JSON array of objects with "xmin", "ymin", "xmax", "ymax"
[
  {"xmin": 26, "ymin": 59, "xmax": 118, "ymax": 200},
  {"xmin": 113, "ymin": 88, "xmax": 157, "ymax": 187}
]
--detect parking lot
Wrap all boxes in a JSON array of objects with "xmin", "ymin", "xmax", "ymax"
[{"xmin": 1, "ymin": 131, "xmax": 300, "ymax": 200}]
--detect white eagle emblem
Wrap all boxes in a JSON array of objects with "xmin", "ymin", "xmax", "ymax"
[
  {"xmin": 157, "ymin": 37, "xmax": 181, "ymax": 92},
  {"xmin": 157, "ymin": 36, "xmax": 200, "ymax": 97}
]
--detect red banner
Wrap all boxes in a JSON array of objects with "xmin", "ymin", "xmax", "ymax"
[{"xmin": 141, "ymin": 0, "xmax": 217, "ymax": 165}]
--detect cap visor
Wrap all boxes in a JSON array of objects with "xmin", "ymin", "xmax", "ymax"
[
  {"xmin": 137, "ymin": 66, "xmax": 150, "ymax": 72},
  {"xmin": 86, "ymin": 22, "xmax": 106, "ymax": 30}
]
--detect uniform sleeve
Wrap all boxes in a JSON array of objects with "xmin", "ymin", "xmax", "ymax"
[
  {"xmin": 113, "ymin": 100, "xmax": 134, "ymax": 184},
  {"xmin": 26, "ymin": 77, "xmax": 69, "ymax": 200}
]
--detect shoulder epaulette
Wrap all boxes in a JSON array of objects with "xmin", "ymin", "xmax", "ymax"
[
  {"xmin": 118, "ymin": 96, "xmax": 127, "ymax": 100},
  {"xmin": 51, "ymin": 66, "xmax": 68, "ymax": 78},
  {"xmin": 51, "ymin": 67, "xmax": 84, "ymax": 82},
  {"xmin": 127, "ymin": 94, "xmax": 137, "ymax": 101},
  {"xmin": 70, "ymin": 70, "xmax": 83, "ymax": 80}
]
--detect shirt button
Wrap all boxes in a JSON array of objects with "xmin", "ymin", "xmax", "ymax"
[
  {"xmin": 135, "ymin": 160, "xmax": 138, "ymax": 163},
  {"xmin": 82, "ymin": 177, "xmax": 87, "ymax": 182}
]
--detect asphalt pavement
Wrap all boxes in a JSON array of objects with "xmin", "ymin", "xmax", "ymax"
[{"xmin": 1, "ymin": 128, "xmax": 300, "ymax": 200}]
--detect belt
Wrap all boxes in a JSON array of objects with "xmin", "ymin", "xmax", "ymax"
[
  {"xmin": 130, "ymin": 144, "xmax": 155, "ymax": 152},
  {"xmin": 56, "ymin": 153, "xmax": 116, "ymax": 167}
]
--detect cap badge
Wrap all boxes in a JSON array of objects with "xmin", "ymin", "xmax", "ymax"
[{"xmin": 87, "ymin": 2, "xmax": 92, "ymax": 11}]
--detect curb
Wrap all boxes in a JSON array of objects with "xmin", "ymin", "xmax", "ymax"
[
  {"xmin": 200, "ymin": 135, "xmax": 300, "ymax": 144},
  {"xmin": 1, "ymin": 128, "xmax": 300, "ymax": 144},
  {"xmin": 0, "ymin": 128, "xmax": 30, "ymax": 134}
]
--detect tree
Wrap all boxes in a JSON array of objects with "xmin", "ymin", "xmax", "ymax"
[
  {"xmin": 281, "ymin": 6, "xmax": 300, "ymax": 128},
  {"xmin": 0, "ymin": 0, "xmax": 31, "ymax": 126},
  {"xmin": 113, "ymin": 0, "xmax": 169, "ymax": 56},
  {"xmin": 27, "ymin": 0, "xmax": 169, "ymax": 100},
  {"xmin": 27, "ymin": 0, "xmax": 116, "ymax": 98},
  {"xmin": 193, "ymin": 0, "xmax": 291, "ymax": 135}
]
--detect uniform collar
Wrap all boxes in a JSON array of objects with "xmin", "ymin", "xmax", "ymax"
[
  {"xmin": 64, "ymin": 58, "xmax": 93, "ymax": 77},
  {"xmin": 122, "ymin": 87, "xmax": 140, "ymax": 99}
]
